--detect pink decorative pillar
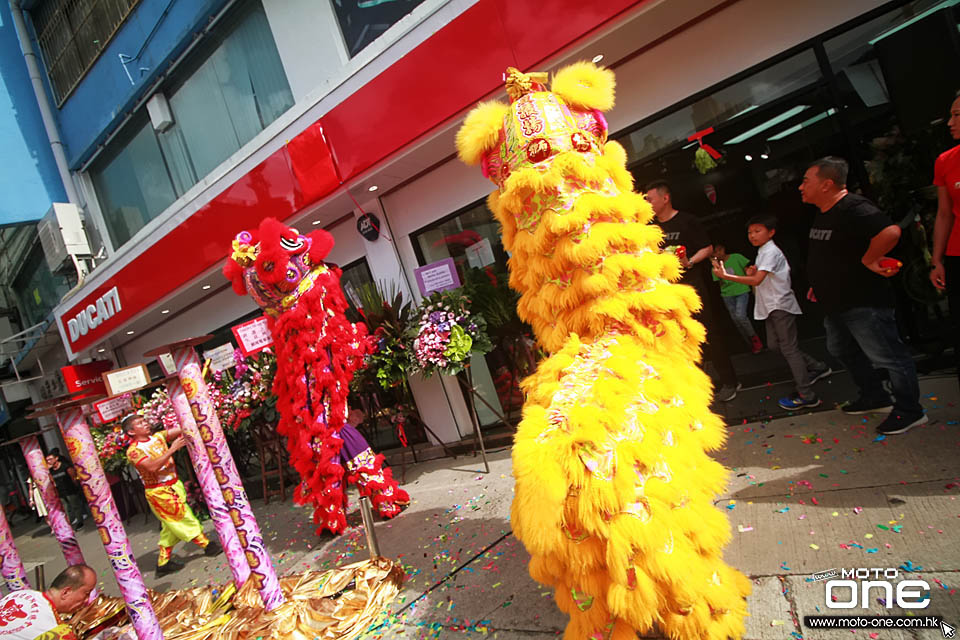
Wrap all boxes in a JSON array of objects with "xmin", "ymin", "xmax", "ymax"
[
  {"xmin": 0, "ymin": 505, "xmax": 29, "ymax": 592},
  {"xmin": 165, "ymin": 377, "xmax": 250, "ymax": 587},
  {"xmin": 171, "ymin": 345, "xmax": 284, "ymax": 610},
  {"xmin": 58, "ymin": 405, "xmax": 162, "ymax": 640},
  {"xmin": 19, "ymin": 437, "xmax": 87, "ymax": 568}
]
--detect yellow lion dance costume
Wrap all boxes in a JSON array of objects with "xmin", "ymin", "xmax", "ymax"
[{"xmin": 456, "ymin": 64, "xmax": 751, "ymax": 639}]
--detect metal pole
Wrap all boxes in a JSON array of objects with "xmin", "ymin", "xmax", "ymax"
[
  {"xmin": 9, "ymin": 0, "xmax": 80, "ymax": 205},
  {"xmin": 33, "ymin": 564, "xmax": 45, "ymax": 592},
  {"xmin": 464, "ymin": 367, "xmax": 490, "ymax": 474},
  {"xmin": 359, "ymin": 497, "xmax": 380, "ymax": 560}
]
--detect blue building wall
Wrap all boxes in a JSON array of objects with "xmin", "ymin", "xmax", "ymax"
[
  {"xmin": 45, "ymin": 0, "xmax": 231, "ymax": 169},
  {"xmin": 0, "ymin": 1, "xmax": 66, "ymax": 225}
]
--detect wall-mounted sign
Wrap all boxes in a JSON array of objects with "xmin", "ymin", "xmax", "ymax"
[
  {"xmin": 356, "ymin": 212, "xmax": 381, "ymax": 241},
  {"xmin": 93, "ymin": 395, "xmax": 133, "ymax": 423},
  {"xmin": 66, "ymin": 286, "xmax": 121, "ymax": 343},
  {"xmin": 414, "ymin": 258, "xmax": 461, "ymax": 297},
  {"xmin": 102, "ymin": 364, "xmax": 150, "ymax": 396},
  {"xmin": 203, "ymin": 343, "xmax": 236, "ymax": 373},
  {"xmin": 232, "ymin": 316, "xmax": 274, "ymax": 356},
  {"xmin": 61, "ymin": 360, "xmax": 114, "ymax": 396}
]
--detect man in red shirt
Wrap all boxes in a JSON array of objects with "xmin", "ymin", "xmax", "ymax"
[
  {"xmin": 0, "ymin": 564, "xmax": 96, "ymax": 640},
  {"xmin": 123, "ymin": 414, "xmax": 221, "ymax": 577},
  {"xmin": 929, "ymin": 92, "xmax": 960, "ymax": 389}
]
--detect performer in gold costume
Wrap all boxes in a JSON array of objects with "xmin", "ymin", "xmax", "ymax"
[{"xmin": 456, "ymin": 63, "xmax": 751, "ymax": 639}]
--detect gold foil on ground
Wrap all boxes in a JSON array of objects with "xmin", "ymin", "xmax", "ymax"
[{"xmin": 69, "ymin": 558, "xmax": 404, "ymax": 640}]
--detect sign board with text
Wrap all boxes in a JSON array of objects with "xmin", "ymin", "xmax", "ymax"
[
  {"xmin": 203, "ymin": 343, "xmax": 236, "ymax": 373},
  {"xmin": 102, "ymin": 364, "xmax": 150, "ymax": 396},
  {"xmin": 93, "ymin": 395, "xmax": 133, "ymax": 423},
  {"xmin": 231, "ymin": 316, "xmax": 273, "ymax": 356},
  {"xmin": 465, "ymin": 237, "xmax": 495, "ymax": 269},
  {"xmin": 61, "ymin": 360, "xmax": 113, "ymax": 396},
  {"xmin": 156, "ymin": 353, "xmax": 177, "ymax": 376},
  {"xmin": 414, "ymin": 258, "xmax": 461, "ymax": 297}
]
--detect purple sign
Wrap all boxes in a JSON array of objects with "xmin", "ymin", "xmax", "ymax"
[{"xmin": 414, "ymin": 258, "xmax": 461, "ymax": 297}]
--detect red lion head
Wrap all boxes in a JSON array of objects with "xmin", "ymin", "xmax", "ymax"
[{"xmin": 223, "ymin": 218, "xmax": 336, "ymax": 316}]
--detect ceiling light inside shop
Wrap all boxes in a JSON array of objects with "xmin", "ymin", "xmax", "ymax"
[
  {"xmin": 161, "ymin": 309, "xmax": 170, "ymax": 314},
  {"xmin": 312, "ymin": 219, "xmax": 323, "ymax": 225},
  {"xmin": 744, "ymin": 154, "xmax": 753, "ymax": 161},
  {"xmin": 97, "ymin": 348, "xmax": 105, "ymax": 353},
  {"xmin": 728, "ymin": 104, "xmax": 760, "ymax": 120},
  {"xmin": 202, "ymin": 284, "xmax": 211, "ymax": 290},
  {"xmin": 126, "ymin": 330, "xmax": 135, "ymax": 335},
  {"xmin": 760, "ymin": 153, "xmax": 769, "ymax": 159},
  {"xmin": 368, "ymin": 185, "xmax": 378, "ymax": 192},
  {"xmin": 592, "ymin": 54, "xmax": 604, "ymax": 63},
  {"xmin": 766, "ymin": 108, "xmax": 837, "ymax": 141},
  {"xmin": 723, "ymin": 105, "xmax": 810, "ymax": 145}
]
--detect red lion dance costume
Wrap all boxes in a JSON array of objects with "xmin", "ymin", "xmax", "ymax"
[{"xmin": 224, "ymin": 218, "xmax": 409, "ymax": 534}]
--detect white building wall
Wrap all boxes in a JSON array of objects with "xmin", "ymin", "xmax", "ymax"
[
  {"xmin": 261, "ymin": 0, "xmax": 470, "ymax": 107},
  {"xmin": 260, "ymin": 0, "xmax": 347, "ymax": 102}
]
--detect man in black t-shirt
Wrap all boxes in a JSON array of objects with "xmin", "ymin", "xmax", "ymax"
[
  {"xmin": 800, "ymin": 156, "xmax": 924, "ymax": 435},
  {"xmin": 645, "ymin": 180, "xmax": 740, "ymax": 401},
  {"xmin": 45, "ymin": 452, "xmax": 85, "ymax": 530}
]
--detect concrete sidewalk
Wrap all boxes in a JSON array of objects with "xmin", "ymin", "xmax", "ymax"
[{"xmin": 7, "ymin": 377, "xmax": 959, "ymax": 639}]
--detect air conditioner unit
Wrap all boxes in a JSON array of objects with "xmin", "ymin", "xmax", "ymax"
[{"xmin": 38, "ymin": 203, "xmax": 92, "ymax": 273}]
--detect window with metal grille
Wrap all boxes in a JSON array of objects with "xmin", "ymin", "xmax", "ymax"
[{"xmin": 31, "ymin": 0, "xmax": 141, "ymax": 105}]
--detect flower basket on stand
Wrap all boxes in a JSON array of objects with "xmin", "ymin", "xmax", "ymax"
[
  {"xmin": 407, "ymin": 287, "xmax": 496, "ymax": 473},
  {"xmin": 348, "ymin": 283, "xmax": 456, "ymax": 477}
]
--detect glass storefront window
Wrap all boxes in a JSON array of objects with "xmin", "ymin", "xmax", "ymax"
[
  {"xmin": 412, "ymin": 200, "xmax": 528, "ymax": 431},
  {"xmin": 12, "ymin": 243, "xmax": 77, "ymax": 327},
  {"xmin": 619, "ymin": 0, "xmax": 958, "ymax": 355},
  {"xmin": 90, "ymin": 0, "xmax": 294, "ymax": 250},
  {"xmin": 821, "ymin": 0, "xmax": 958, "ymax": 344},
  {"xmin": 91, "ymin": 117, "xmax": 177, "ymax": 248},
  {"xmin": 331, "ymin": 0, "xmax": 428, "ymax": 58},
  {"xmin": 340, "ymin": 257, "xmax": 375, "ymax": 313},
  {"xmin": 621, "ymin": 49, "xmax": 823, "ymax": 166}
]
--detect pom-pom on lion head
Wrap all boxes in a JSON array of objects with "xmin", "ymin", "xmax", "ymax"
[{"xmin": 223, "ymin": 217, "xmax": 335, "ymax": 317}]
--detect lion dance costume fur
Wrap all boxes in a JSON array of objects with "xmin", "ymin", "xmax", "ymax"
[
  {"xmin": 224, "ymin": 219, "xmax": 409, "ymax": 535},
  {"xmin": 456, "ymin": 64, "xmax": 750, "ymax": 639}
]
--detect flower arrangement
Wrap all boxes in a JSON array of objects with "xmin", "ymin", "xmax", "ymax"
[
  {"xmin": 90, "ymin": 421, "xmax": 131, "ymax": 474},
  {"xmin": 211, "ymin": 348, "xmax": 278, "ymax": 433},
  {"xmin": 407, "ymin": 288, "xmax": 491, "ymax": 378},
  {"xmin": 88, "ymin": 349, "xmax": 279, "ymax": 471},
  {"xmin": 183, "ymin": 480, "xmax": 211, "ymax": 521},
  {"xmin": 135, "ymin": 389, "xmax": 179, "ymax": 432},
  {"xmin": 349, "ymin": 283, "xmax": 414, "ymax": 392}
]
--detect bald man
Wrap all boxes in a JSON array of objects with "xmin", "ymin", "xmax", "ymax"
[{"xmin": 0, "ymin": 564, "xmax": 97, "ymax": 640}]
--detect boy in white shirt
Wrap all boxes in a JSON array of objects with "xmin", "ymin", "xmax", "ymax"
[{"xmin": 713, "ymin": 215, "xmax": 831, "ymax": 409}]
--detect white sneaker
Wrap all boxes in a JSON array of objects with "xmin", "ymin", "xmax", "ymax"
[
  {"xmin": 809, "ymin": 367, "xmax": 833, "ymax": 384},
  {"xmin": 717, "ymin": 383, "xmax": 742, "ymax": 402}
]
